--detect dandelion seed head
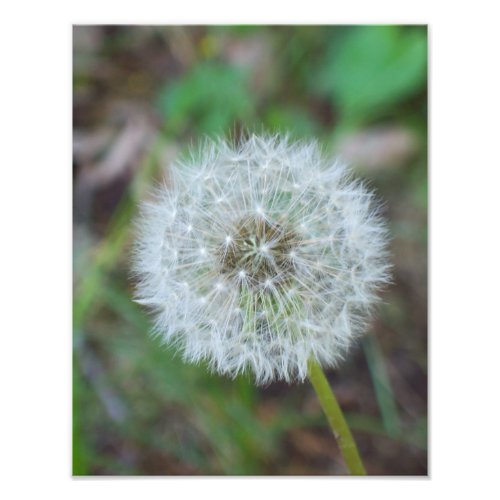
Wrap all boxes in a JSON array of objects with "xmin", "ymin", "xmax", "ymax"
[{"xmin": 132, "ymin": 134, "xmax": 391, "ymax": 384}]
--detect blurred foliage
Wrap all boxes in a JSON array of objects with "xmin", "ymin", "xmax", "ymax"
[
  {"xmin": 315, "ymin": 26, "xmax": 427, "ymax": 124},
  {"xmin": 157, "ymin": 62, "xmax": 255, "ymax": 135},
  {"xmin": 264, "ymin": 105, "xmax": 319, "ymax": 137},
  {"xmin": 73, "ymin": 25, "xmax": 427, "ymax": 475}
]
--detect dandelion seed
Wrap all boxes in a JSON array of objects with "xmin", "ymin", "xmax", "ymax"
[{"xmin": 132, "ymin": 134, "xmax": 390, "ymax": 384}]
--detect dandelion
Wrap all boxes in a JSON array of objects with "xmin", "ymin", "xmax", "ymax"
[{"xmin": 132, "ymin": 134, "xmax": 391, "ymax": 474}]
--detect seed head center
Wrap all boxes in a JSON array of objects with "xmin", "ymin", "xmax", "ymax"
[{"xmin": 218, "ymin": 216, "xmax": 298, "ymax": 289}]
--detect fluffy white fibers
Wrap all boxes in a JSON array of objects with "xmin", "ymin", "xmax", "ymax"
[{"xmin": 132, "ymin": 134, "xmax": 391, "ymax": 384}]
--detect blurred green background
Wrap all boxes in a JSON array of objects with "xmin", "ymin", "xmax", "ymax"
[{"xmin": 73, "ymin": 25, "xmax": 427, "ymax": 475}]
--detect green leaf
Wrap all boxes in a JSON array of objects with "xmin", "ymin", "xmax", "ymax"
[
  {"xmin": 156, "ymin": 62, "xmax": 255, "ymax": 135},
  {"xmin": 318, "ymin": 26, "xmax": 427, "ymax": 122}
]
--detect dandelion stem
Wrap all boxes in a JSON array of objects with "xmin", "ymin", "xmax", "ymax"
[{"xmin": 307, "ymin": 358, "xmax": 366, "ymax": 475}]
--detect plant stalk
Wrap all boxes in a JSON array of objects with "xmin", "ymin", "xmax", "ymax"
[{"xmin": 307, "ymin": 358, "xmax": 366, "ymax": 475}]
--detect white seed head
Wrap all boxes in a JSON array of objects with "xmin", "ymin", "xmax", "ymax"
[{"xmin": 132, "ymin": 134, "xmax": 391, "ymax": 384}]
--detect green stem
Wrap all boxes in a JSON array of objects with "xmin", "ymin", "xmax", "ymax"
[{"xmin": 307, "ymin": 358, "xmax": 367, "ymax": 475}]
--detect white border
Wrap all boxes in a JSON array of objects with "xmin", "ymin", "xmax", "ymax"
[{"xmin": 2, "ymin": 1, "xmax": 500, "ymax": 498}]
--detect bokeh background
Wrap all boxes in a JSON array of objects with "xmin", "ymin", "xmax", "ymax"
[{"xmin": 73, "ymin": 25, "xmax": 427, "ymax": 475}]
